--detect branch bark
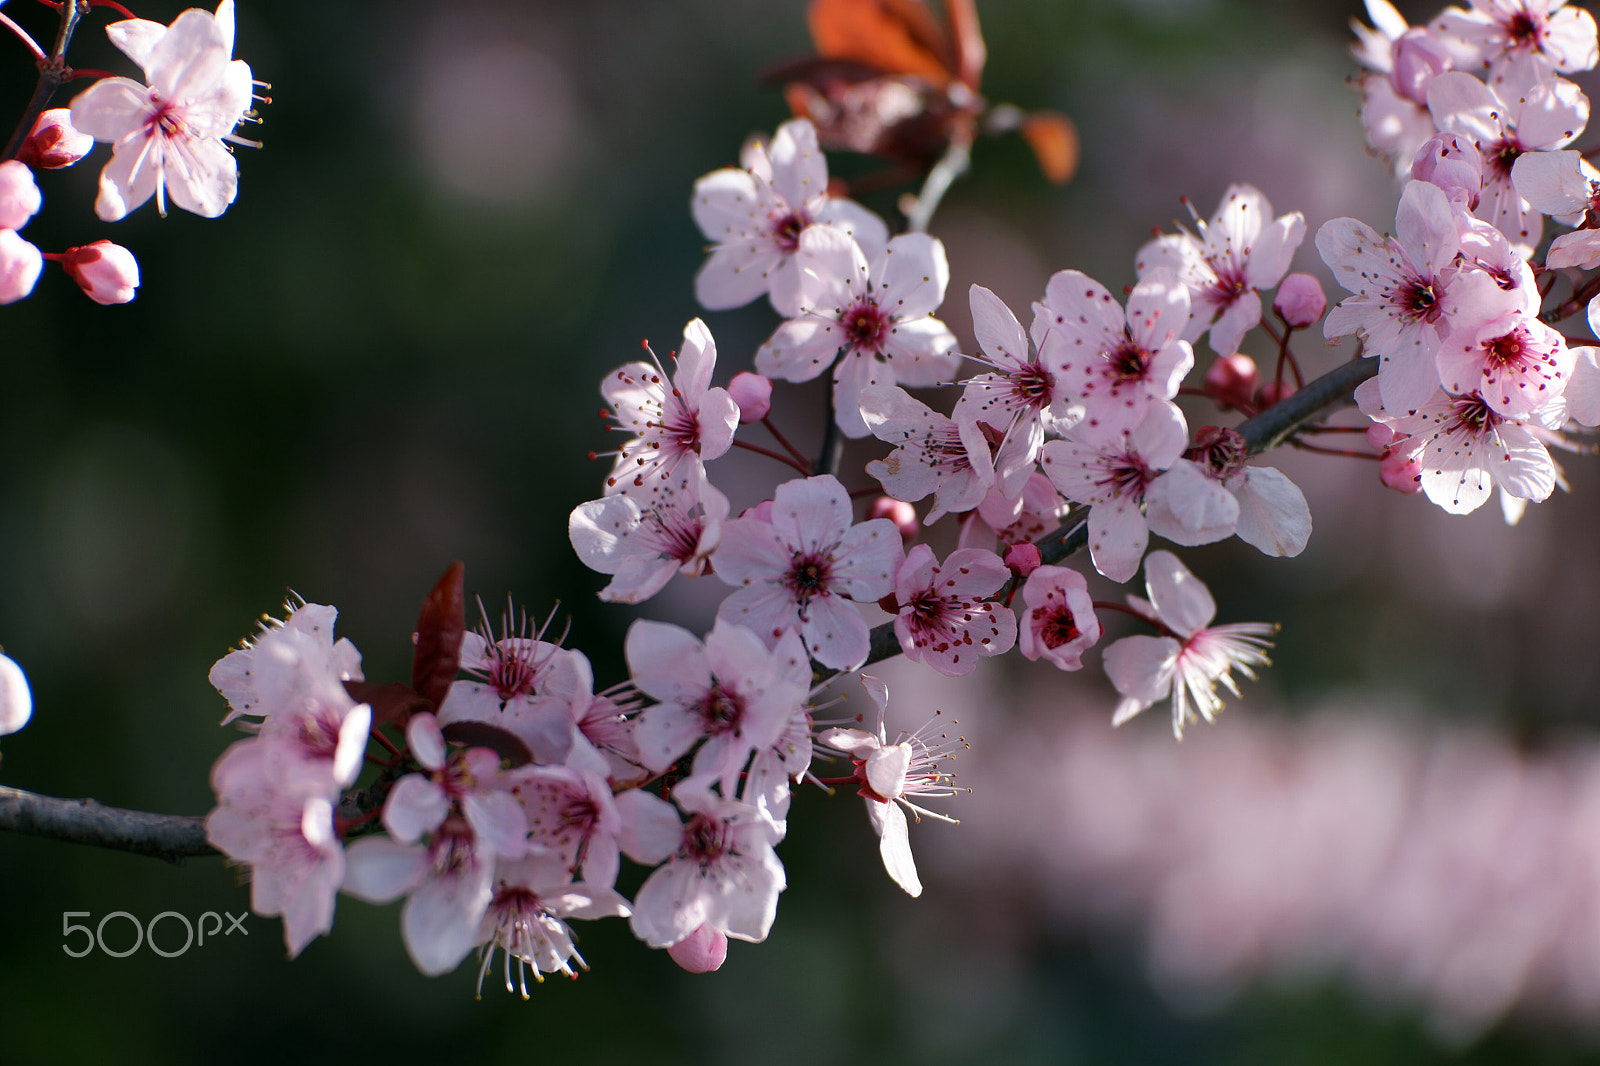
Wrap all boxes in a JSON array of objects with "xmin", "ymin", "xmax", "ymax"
[{"xmin": 0, "ymin": 785, "xmax": 216, "ymax": 863}]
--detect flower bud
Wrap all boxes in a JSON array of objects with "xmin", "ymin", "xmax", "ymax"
[
  {"xmin": 1004, "ymin": 542, "xmax": 1042, "ymax": 578},
  {"xmin": 0, "ymin": 161, "xmax": 41, "ymax": 231},
  {"xmin": 15, "ymin": 109, "xmax": 93, "ymax": 170},
  {"xmin": 0, "ymin": 229, "xmax": 42, "ymax": 305},
  {"xmin": 1272, "ymin": 274, "xmax": 1325, "ymax": 328},
  {"xmin": 60, "ymin": 241, "xmax": 140, "ymax": 305},
  {"xmin": 1203, "ymin": 353, "xmax": 1258, "ymax": 410},
  {"xmin": 869, "ymin": 496, "xmax": 918, "ymax": 542},
  {"xmin": 1365, "ymin": 423, "xmax": 1396, "ymax": 450},
  {"xmin": 1258, "ymin": 380, "xmax": 1297, "ymax": 407},
  {"xmin": 727, "ymin": 371, "xmax": 772, "ymax": 423},
  {"xmin": 1412, "ymin": 134, "xmax": 1482, "ymax": 212},
  {"xmin": 0, "ymin": 652, "xmax": 30, "ymax": 737},
  {"xmin": 1380, "ymin": 447, "xmax": 1422, "ymax": 494},
  {"xmin": 1389, "ymin": 28, "xmax": 1452, "ymax": 106},
  {"xmin": 667, "ymin": 923, "xmax": 727, "ymax": 973}
]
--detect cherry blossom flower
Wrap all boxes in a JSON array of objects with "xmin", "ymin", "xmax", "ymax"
[
  {"xmin": 0, "ymin": 652, "xmax": 30, "ymax": 737},
  {"xmin": 1356, "ymin": 375, "xmax": 1558, "ymax": 514},
  {"xmin": 625, "ymin": 619, "xmax": 809, "ymax": 794},
  {"xmin": 819, "ymin": 675, "xmax": 965, "ymax": 898},
  {"xmin": 474, "ymin": 854, "xmax": 628, "ymax": 997},
  {"xmin": 1039, "ymin": 401, "xmax": 1189, "ymax": 583},
  {"xmin": 755, "ymin": 225, "xmax": 958, "ymax": 439},
  {"xmin": 569, "ymin": 468, "xmax": 729, "ymax": 603},
  {"xmin": 959, "ymin": 471, "xmax": 1068, "ymax": 549},
  {"xmin": 1433, "ymin": 0, "xmax": 1599, "ymax": 74},
  {"xmin": 713, "ymin": 475, "xmax": 902, "ymax": 670},
  {"xmin": 692, "ymin": 117, "xmax": 887, "ymax": 313},
  {"xmin": 600, "ymin": 318, "xmax": 738, "ymax": 497},
  {"xmin": 860, "ymin": 383, "xmax": 995, "ymax": 523},
  {"xmin": 1318, "ymin": 179, "xmax": 1463, "ymax": 413},
  {"xmin": 889, "ymin": 545, "xmax": 1016, "ymax": 677},
  {"xmin": 1016, "ymin": 565, "xmax": 1102, "ymax": 671},
  {"xmin": 1144, "ymin": 426, "xmax": 1313, "ymax": 558},
  {"xmin": 952, "ymin": 284, "xmax": 1081, "ymax": 494},
  {"xmin": 209, "ymin": 598, "xmax": 363, "ymax": 726},
  {"xmin": 1102, "ymin": 551, "xmax": 1276, "ymax": 739},
  {"xmin": 69, "ymin": 3, "xmax": 255, "ymax": 220},
  {"xmin": 1435, "ymin": 269, "xmax": 1573, "ymax": 419},
  {"xmin": 1351, "ymin": 1, "xmax": 1455, "ymax": 175},
  {"xmin": 619, "ymin": 781, "xmax": 786, "ymax": 948},
  {"xmin": 0, "ymin": 161, "xmax": 40, "ymax": 231},
  {"xmin": 1513, "ymin": 148, "xmax": 1600, "ymax": 267},
  {"xmin": 1427, "ymin": 61, "xmax": 1589, "ymax": 254},
  {"xmin": 0, "ymin": 229, "xmax": 41, "ymax": 306},
  {"xmin": 205, "ymin": 737, "xmax": 344, "ymax": 957},
  {"xmin": 1031, "ymin": 267, "xmax": 1193, "ymax": 440},
  {"xmin": 507, "ymin": 764, "xmax": 625, "ymax": 888},
  {"xmin": 1134, "ymin": 184, "xmax": 1306, "ymax": 356}
]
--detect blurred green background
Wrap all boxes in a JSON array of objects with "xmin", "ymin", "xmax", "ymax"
[{"xmin": 5, "ymin": 0, "xmax": 1600, "ymax": 1062}]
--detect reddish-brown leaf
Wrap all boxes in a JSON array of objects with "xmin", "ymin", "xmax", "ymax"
[
  {"xmin": 1021, "ymin": 111, "xmax": 1080, "ymax": 185},
  {"xmin": 807, "ymin": 0, "xmax": 954, "ymax": 84},
  {"xmin": 440, "ymin": 721, "xmax": 534, "ymax": 769},
  {"xmin": 412, "ymin": 562, "xmax": 465, "ymax": 710},
  {"xmin": 945, "ymin": 0, "xmax": 986, "ymax": 90}
]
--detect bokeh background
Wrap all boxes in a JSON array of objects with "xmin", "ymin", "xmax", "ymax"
[{"xmin": 5, "ymin": 0, "xmax": 1600, "ymax": 1061}]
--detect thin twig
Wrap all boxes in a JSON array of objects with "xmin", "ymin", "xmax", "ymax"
[
  {"xmin": 0, "ymin": 785, "xmax": 216, "ymax": 863},
  {"xmin": 2, "ymin": 0, "xmax": 82, "ymax": 161}
]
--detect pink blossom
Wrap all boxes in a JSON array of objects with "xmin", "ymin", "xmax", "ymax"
[
  {"xmin": 474, "ymin": 854, "xmax": 629, "ymax": 996},
  {"xmin": 620, "ymin": 783, "xmax": 786, "ymax": 948},
  {"xmin": 1413, "ymin": 133, "xmax": 1485, "ymax": 210},
  {"xmin": 756, "ymin": 226, "xmax": 958, "ymax": 438},
  {"xmin": 713, "ymin": 474, "xmax": 902, "ymax": 670},
  {"xmin": 1318, "ymin": 179, "xmax": 1463, "ymax": 413},
  {"xmin": 1038, "ymin": 400, "xmax": 1189, "ymax": 583},
  {"xmin": 1016, "ymin": 565, "xmax": 1102, "ymax": 671},
  {"xmin": 569, "ymin": 468, "xmax": 729, "ymax": 604},
  {"xmin": 1432, "ymin": 0, "xmax": 1598, "ymax": 74},
  {"xmin": 626, "ymin": 619, "xmax": 808, "ymax": 794},
  {"xmin": 209, "ymin": 599, "xmax": 363, "ymax": 726},
  {"xmin": 69, "ymin": 3, "xmax": 255, "ymax": 220},
  {"xmin": 15, "ymin": 109, "xmax": 93, "ymax": 170},
  {"xmin": 1032, "ymin": 268, "xmax": 1192, "ymax": 438},
  {"xmin": 600, "ymin": 318, "xmax": 738, "ymax": 497},
  {"xmin": 507, "ymin": 764, "xmax": 625, "ymax": 888},
  {"xmin": 59, "ymin": 241, "xmax": 140, "ymax": 305},
  {"xmin": 890, "ymin": 545, "xmax": 1016, "ymax": 677},
  {"xmin": 960, "ymin": 472, "xmax": 1067, "ymax": 549},
  {"xmin": 691, "ymin": 117, "xmax": 887, "ymax": 312},
  {"xmin": 1102, "ymin": 551, "xmax": 1276, "ymax": 738},
  {"xmin": 1350, "ymin": 2, "xmax": 1452, "ymax": 174},
  {"xmin": 1436, "ymin": 270, "xmax": 1572, "ymax": 419},
  {"xmin": 818, "ymin": 675, "xmax": 964, "ymax": 897},
  {"xmin": 1135, "ymin": 185, "xmax": 1306, "ymax": 356},
  {"xmin": 0, "ymin": 161, "xmax": 41, "ymax": 231},
  {"xmin": 860, "ymin": 383, "xmax": 995, "ymax": 524},
  {"xmin": 0, "ymin": 228, "xmax": 41, "ymax": 305},
  {"xmin": 0, "ymin": 653, "xmax": 29, "ymax": 737}
]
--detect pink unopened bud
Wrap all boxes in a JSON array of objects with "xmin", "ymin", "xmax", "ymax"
[
  {"xmin": 0, "ymin": 229, "xmax": 42, "ymax": 305},
  {"xmin": 0, "ymin": 161, "xmax": 41, "ymax": 232},
  {"xmin": 727, "ymin": 371, "xmax": 772, "ymax": 423},
  {"xmin": 1411, "ymin": 134, "xmax": 1482, "ymax": 212},
  {"xmin": 869, "ymin": 496, "xmax": 918, "ymax": 542},
  {"xmin": 1258, "ymin": 380, "xmax": 1297, "ymax": 407},
  {"xmin": 1272, "ymin": 274, "xmax": 1325, "ymax": 328},
  {"xmin": 60, "ymin": 241, "xmax": 140, "ymax": 305},
  {"xmin": 1380, "ymin": 447, "xmax": 1422, "ymax": 494},
  {"xmin": 1365, "ymin": 423, "xmax": 1396, "ymax": 449},
  {"xmin": 15, "ymin": 109, "xmax": 93, "ymax": 170},
  {"xmin": 1004, "ymin": 542, "xmax": 1042, "ymax": 577},
  {"xmin": 1203, "ymin": 353, "xmax": 1258, "ymax": 410},
  {"xmin": 667, "ymin": 923, "xmax": 727, "ymax": 973}
]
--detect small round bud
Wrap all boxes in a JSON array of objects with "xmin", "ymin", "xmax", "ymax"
[
  {"xmin": 1258, "ymin": 380, "xmax": 1297, "ymax": 407},
  {"xmin": 1411, "ymin": 134, "xmax": 1482, "ymax": 211},
  {"xmin": 0, "ymin": 160, "xmax": 41, "ymax": 231},
  {"xmin": 1389, "ymin": 28, "xmax": 1453, "ymax": 106},
  {"xmin": 1380, "ymin": 447, "xmax": 1422, "ymax": 494},
  {"xmin": 869, "ymin": 496, "xmax": 918, "ymax": 542},
  {"xmin": 15, "ymin": 109, "xmax": 93, "ymax": 170},
  {"xmin": 0, "ymin": 229, "xmax": 41, "ymax": 305},
  {"xmin": 60, "ymin": 241, "xmax": 140, "ymax": 305},
  {"xmin": 1203, "ymin": 353, "xmax": 1258, "ymax": 410},
  {"xmin": 727, "ymin": 371, "xmax": 773, "ymax": 423},
  {"xmin": 1365, "ymin": 423, "xmax": 1396, "ymax": 450},
  {"xmin": 1004, "ymin": 542, "xmax": 1042, "ymax": 578},
  {"xmin": 1272, "ymin": 273, "xmax": 1326, "ymax": 328},
  {"xmin": 667, "ymin": 923, "xmax": 728, "ymax": 973}
]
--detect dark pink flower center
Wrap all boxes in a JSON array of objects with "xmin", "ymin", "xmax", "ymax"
[
  {"xmin": 843, "ymin": 299, "xmax": 890, "ymax": 353},
  {"xmin": 1398, "ymin": 277, "xmax": 1442, "ymax": 322},
  {"xmin": 697, "ymin": 683, "xmax": 745, "ymax": 736},
  {"xmin": 682, "ymin": 812, "xmax": 731, "ymax": 869},
  {"xmin": 1106, "ymin": 339, "xmax": 1153, "ymax": 384},
  {"xmin": 1036, "ymin": 603, "xmax": 1082, "ymax": 649},
  {"xmin": 771, "ymin": 211, "xmax": 809, "ymax": 254},
  {"xmin": 783, "ymin": 551, "xmax": 834, "ymax": 604}
]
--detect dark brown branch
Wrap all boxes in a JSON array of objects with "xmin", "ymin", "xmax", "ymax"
[
  {"xmin": 2, "ymin": 0, "xmax": 84, "ymax": 162},
  {"xmin": 0, "ymin": 785, "xmax": 216, "ymax": 863}
]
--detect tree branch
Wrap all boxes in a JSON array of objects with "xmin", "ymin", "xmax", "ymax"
[{"xmin": 0, "ymin": 785, "xmax": 216, "ymax": 863}]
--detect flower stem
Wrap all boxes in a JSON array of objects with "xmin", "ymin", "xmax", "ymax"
[{"xmin": 2, "ymin": 0, "xmax": 83, "ymax": 162}]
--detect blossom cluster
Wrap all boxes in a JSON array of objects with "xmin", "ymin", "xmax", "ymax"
[
  {"xmin": 1335, "ymin": 0, "xmax": 1600, "ymax": 515},
  {"xmin": 0, "ymin": 0, "xmax": 264, "ymax": 306}
]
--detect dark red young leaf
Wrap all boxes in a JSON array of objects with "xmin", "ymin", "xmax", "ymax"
[
  {"xmin": 945, "ymin": 0, "xmax": 986, "ymax": 91},
  {"xmin": 412, "ymin": 562, "xmax": 466, "ymax": 711},
  {"xmin": 344, "ymin": 680, "xmax": 433, "ymax": 730},
  {"xmin": 440, "ymin": 721, "xmax": 534, "ymax": 769},
  {"xmin": 807, "ymin": 0, "xmax": 955, "ymax": 84}
]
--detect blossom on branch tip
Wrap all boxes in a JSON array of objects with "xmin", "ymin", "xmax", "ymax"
[
  {"xmin": 890, "ymin": 545, "xmax": 1016, "ymax": 677},
  {"xmin": 1017, "ymin": 565, "xmax": 1101, "ymax": 671}
]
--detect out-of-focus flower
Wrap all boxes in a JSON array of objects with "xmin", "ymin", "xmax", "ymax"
[
  {"xmin": 0, "ymin": 161, "xmax": 41, "ymax": 231},
  {"xmin": 0, "ymin": 229, "xmax": 41, "ymax": 306},
  {"xmin": 0, "ymin": 652, "xmax": 31, "ymax": 737}
]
